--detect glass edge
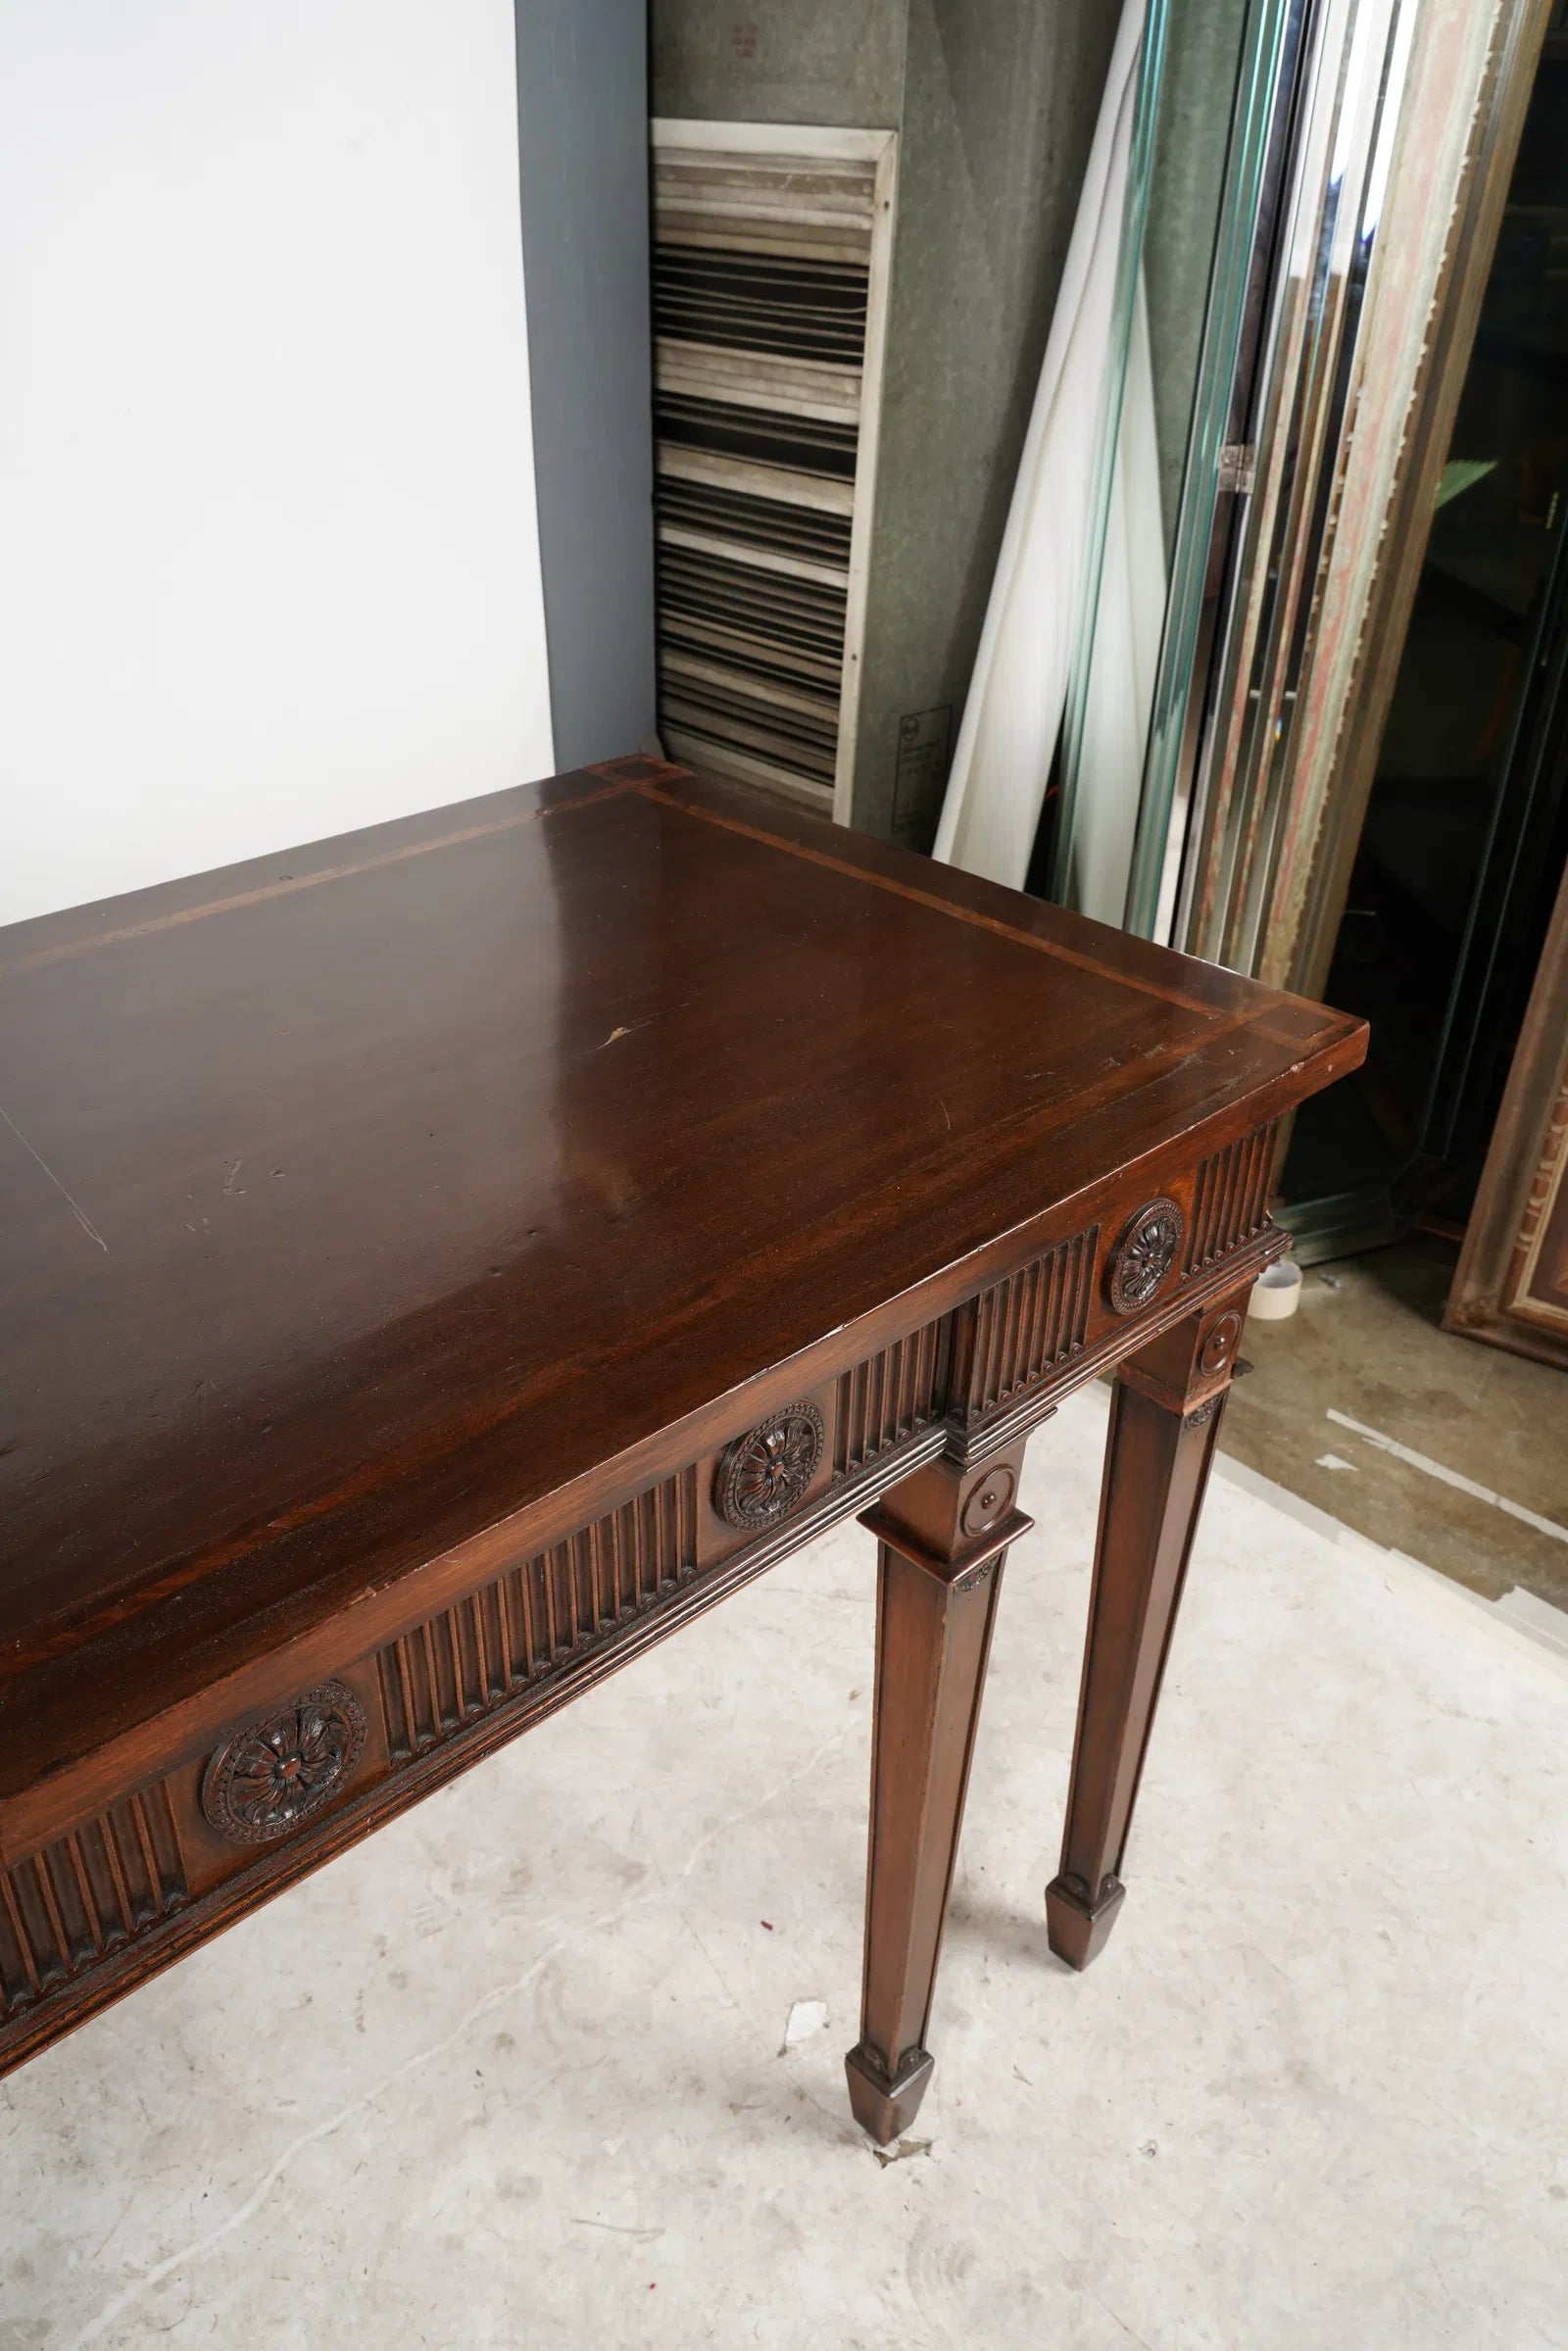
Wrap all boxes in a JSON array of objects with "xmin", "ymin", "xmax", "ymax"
[{"xmin": 1122, "ymin": 0, "xmax": 1297, "ymax": 940}]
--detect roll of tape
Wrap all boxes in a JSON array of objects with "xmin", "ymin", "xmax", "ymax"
[{"xmin": 1249, "ymin": 1259, "xmax": 1303, "ymax": 1322}]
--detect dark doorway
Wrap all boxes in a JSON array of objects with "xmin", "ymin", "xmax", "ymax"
[{"xmin": 1283, "ymin": 25, "xmax": 1568, "ymax": 1254}]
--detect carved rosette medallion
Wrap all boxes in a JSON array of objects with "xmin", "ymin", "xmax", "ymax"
[
  {"xmin": 714, "ymin": 1402, "xmax": 825, "ymax": 1531},
  {"xmin": 1106, "ymin": 1198, "xmax": 1185, "ymax": 1315},
  {"xmin": 202, "ymin": 1683, "xmax": 368, "ymax": 1844}
]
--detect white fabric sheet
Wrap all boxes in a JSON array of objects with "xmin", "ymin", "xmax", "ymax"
[
  {"xmin": 933, "ymin": 0, "xmax": 1150, "ymax": 895},
  {"xmin": 1065, "ymin": 269, "xmax": 1168, "ymax": 926}
]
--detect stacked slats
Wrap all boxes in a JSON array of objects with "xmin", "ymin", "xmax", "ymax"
[{"xmin": 652, "ymin": 141, "xmax": 879, "ymax": 811}]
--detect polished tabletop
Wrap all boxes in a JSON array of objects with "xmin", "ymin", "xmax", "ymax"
[{"xmin": 0, "ymin": 759, "xmax": 1362, "ymax": 1809}]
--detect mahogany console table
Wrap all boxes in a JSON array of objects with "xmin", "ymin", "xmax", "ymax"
[{"xmin": 0, "ymin": 757, "xmax": 1364, "ymax": 2141}]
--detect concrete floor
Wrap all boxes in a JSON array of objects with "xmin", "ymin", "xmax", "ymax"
[
  {"xmin": 1227, "ymin": 1234, "xmax": 1568, "ymax": 1611},
  {"xmin": 3, "ymin": 1385, "xmax": 1564, "ymax": 2350}
]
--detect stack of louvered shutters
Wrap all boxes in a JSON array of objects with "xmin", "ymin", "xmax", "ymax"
[{"xmin": 650, "ymin": 125, "xmax": 897, "ymax": 817}]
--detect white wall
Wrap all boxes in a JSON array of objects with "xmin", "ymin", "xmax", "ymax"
[{"xmin": 0, "ymin": 0, "xmax": 554, "ymax": 925}]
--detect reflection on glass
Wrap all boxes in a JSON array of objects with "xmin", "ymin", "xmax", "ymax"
[{"xmin": 1051, "ymin": 0, "xmax": 1269, "ymax": 931}]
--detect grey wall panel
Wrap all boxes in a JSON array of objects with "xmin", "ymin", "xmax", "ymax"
[
  {"xmin": 652, "ymin": 0, "xmax": 906, "ymax": 128},
  {"xmin": 514, "ymin": 1, "xmax": 656, "ymax": 767}
]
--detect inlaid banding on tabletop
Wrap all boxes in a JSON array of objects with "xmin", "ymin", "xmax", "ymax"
[
  {"xmin": 1182, "ymin": 1122, "xmax": 1277, "ymax": 1279},
  {"xmin": 0, "ymin": 754, "xmax": 1369, "ymax": 2099},
  {"xmin": 376, "ymin": 1466, "xmax": 699, "ymax": 1766},
  {"xmin": 0, "ymin": 1786, "xmax": 187, "ymax": 2019},
  {"xmin": 953, "ymin": 1227, "xmax": 1098, "ymax": 1420}
]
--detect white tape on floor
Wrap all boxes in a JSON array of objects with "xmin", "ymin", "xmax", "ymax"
[{"xmin": 1324, "ymin": 1407, "xmax": 1568, "ymax": 1547}]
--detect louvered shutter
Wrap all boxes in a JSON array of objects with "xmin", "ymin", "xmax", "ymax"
[{"xmin": 650, "ymin": 122, "xmax": 898, "ymax": 817}]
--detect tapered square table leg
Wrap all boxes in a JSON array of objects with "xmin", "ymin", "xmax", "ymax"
[
  {"xmin": 1048, "ymin": 1288, "xmax": 1251, "ymax": 1969},
  {"xmin": 844, "ymin": 1445, "xmax": 1030, "ymax": 2144}
]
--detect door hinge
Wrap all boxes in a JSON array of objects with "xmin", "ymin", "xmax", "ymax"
[{"xmin": 1217, "ymin": 442, "xmax": 1257, "ymax": 494}]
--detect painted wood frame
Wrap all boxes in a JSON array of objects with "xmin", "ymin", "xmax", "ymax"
[
  {"xmin": 1176, "ymin": 0, "xmax": 1554, "ymax": 1002},
  {"xmin": 1446, "ymin": 854, "xmax": 1568, "ymax": 1364},
  {"xmin": 1272, "ymin": 0, "xmax": 1556, "ymax": 1004}
]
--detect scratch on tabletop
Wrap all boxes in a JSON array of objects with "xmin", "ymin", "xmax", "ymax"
[{"xmin": 0, "ymin": 1102, "xmax": 108, "ymax": 1249}]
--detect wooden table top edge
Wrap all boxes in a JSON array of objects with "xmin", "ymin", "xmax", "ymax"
[
  {"xmin": 0, "ymin": 1193, "xmax": 1317, "ymax": 1866},
  {"xmin": 0, "ymin": 755, "xmax": 1368, "ymax": 1871}
]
